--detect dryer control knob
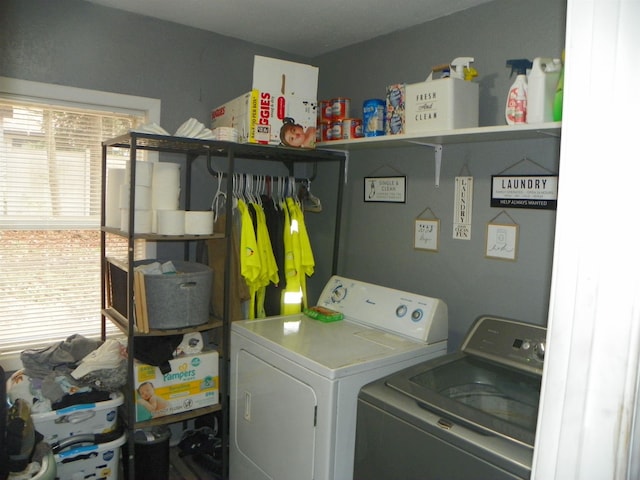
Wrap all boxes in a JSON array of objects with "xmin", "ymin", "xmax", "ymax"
[{"xmin": 534, "ymin": 342, "xmax": 546, "ymax": 361}]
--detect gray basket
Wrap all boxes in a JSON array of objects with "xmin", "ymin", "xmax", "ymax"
[{"xmin": 137, "ymin": 260, "xmax": 212, "ymax": 330}]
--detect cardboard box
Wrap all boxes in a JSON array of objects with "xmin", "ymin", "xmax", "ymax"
[
  {"xmin": 404, "ymin": 77, "xmax": 478, "ymax": 133},
  {"xmin": 133, "ymin": 351, "xmax": 219, "ymax": 422},
  {"xmin": 385, "ymin": 83, "xmax": 406, "ymax": 135},
  {"xmin": 211, "ymin": 56, "xmax": 318, "ymax": 147}
]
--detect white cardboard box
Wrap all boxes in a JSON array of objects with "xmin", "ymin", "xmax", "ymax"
[
  {"xmin": 211, "ymin": 56, "xmax": 318, "ymax": 147},
  {"xmin": 133, "ymin": 351, "xmax": 219, "ymax": 422},
  {"xmin": 405, "ymin": 77, "xmax": 478, "ymax": 133}
]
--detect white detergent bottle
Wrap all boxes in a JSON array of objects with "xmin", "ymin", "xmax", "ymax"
[
  {"xmin": 505, "ymin": 59, "xmax": 533, "ymax": 125},
  {"xmin": 527, "ymin": 57, "xmax": 562, "ymax": 124}
]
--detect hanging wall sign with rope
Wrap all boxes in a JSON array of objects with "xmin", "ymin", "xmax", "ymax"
[{"xmin": 491, "ymin": 175, "xmax": 558, "ymax": 209}]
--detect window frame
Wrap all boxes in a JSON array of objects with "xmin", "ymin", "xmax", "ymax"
[{"xmin": 0, "ymin": 77, "xmax": 161, "ymax": 371}]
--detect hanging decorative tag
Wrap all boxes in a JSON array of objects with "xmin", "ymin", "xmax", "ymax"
[
  {"xmin": 453, "ymin": 176, "xmax": 473, "ymax": 240},
  {"xmin": 414, "ymin": 207, "xmax": 439, "ymax": 251},
  {"xmin": 485, "ymin": 210, "xmax": 519, "ymax": 261}
]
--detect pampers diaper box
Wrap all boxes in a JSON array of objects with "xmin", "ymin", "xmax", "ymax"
[
  {"xmin": 133, "ymin": 350, "xmax": 219, "ymax": 421},
  {"xmin": 211, "ymin": 55, "xmax": 318, "ymax": 148}
]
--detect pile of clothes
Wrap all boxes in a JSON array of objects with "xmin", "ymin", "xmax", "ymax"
[
  {"xmin": 7, "ymin": 335, "xmax": 127, "ymax": 414},
  {"xmin": 3, "ymin": 335, "xmax": 127, "ymax": 479}
]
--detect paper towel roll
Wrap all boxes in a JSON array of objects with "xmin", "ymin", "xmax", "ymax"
[
  {"xmin": 157, "ymin": 209, "xmax": 185, "ymax": 235},
  {"xmin": 125, "ymin": 161, "xmax": 153, "ymax": 186},
  {"xmin": 120, "ymin": 209, "xmax": 153, "ymax": 233},
  {"xmin": 152, "ymin": 162, "xmax": 181, "ymax": 210},
  {"xmin": 106, "ymin": 168, "xmax": 125, "ymax": 228},
  {"xmin": 185, "ymin": 211, "xmax": 214, "ymax": 235},
  {"xmin": 119, "ymin": 184, "xmax": 152, "ymax": 210}
]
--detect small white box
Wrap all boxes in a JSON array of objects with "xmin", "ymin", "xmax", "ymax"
[
  {"xmin": 133, "ymin": 351, "xmax": 219, "ymax": 422},
  {"xmin": 405, "ymin": 77, "xmax": 478, "ymax": 133},
  {"xmin": 31, "ymin": 391, "xmax": 123, "ymax": 443},
  {"xmin": 54, "ymin": 432, "xmax": 126, "ymax": 480},
  {"xmin": 211, "ymin": 56, "xmax": 318, "ymax": 147}
]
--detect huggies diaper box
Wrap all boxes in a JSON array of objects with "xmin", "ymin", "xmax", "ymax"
[
  {"xmin": 133, "ymin": 350, "xmax": 219, "ymax": 421},
  {"xmin": 211, "ymin": 56, "xmax": 318, "ymax": 148}
]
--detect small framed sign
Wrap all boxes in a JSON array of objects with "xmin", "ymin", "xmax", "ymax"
[
  {"xmin": 364, "ymin": 176, "xmax": 406, "ymax": 203},
  {"xmin": 491, "ymin": 175, "xmax": 558, "ymax": 210},
  {"xmin": 486, "ymin": 223, "xmax": 519, "ymax": 261},
  {"xmin": 414, "ymin": 219, "xmax": 440, "ymax": 251}
]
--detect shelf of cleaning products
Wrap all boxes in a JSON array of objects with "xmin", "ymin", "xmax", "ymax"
[{"xmin": 317, "ymin": 121, "xmax": 561, "ymax": 149}]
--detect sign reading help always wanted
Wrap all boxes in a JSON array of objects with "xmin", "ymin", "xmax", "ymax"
[{"xmin": 491, "ymin": 175, "xmax": 558, "ymax": 210}]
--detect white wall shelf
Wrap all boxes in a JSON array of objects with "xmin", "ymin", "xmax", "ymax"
[{"xmin": 318, "ymin": 122, "xmax": 561, "ymax": 150}]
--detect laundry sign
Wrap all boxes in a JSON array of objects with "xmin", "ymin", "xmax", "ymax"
[
  {"xmin": 453, "ymin": 176, "xmax": 473, "ymax": 240},
  {"xmin": 491, "ymin": 175, "xmax": 558, "ymax": 210}
]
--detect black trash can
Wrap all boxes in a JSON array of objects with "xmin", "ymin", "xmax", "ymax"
[{"xmin": 124, "ymin": 426, "xmax": 171, "ymax": 480}]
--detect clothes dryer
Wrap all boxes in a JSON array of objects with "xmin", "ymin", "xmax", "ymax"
[{"xmin": 230, "ymin": 276, "xmax": 448, "ymax": 480}]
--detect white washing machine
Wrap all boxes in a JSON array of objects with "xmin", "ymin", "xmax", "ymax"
[{"xmin": 230, "ymin": 275, "xmax": 449, "ymax": 480}]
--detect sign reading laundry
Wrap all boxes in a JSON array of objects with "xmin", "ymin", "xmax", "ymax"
[
  {"xmin": 491, "ymin": 175, "xmax": 558, "ymax": 210},
  {"xmin": 364, "ymin": 176, "xmax": 406, "ymax": 203}
]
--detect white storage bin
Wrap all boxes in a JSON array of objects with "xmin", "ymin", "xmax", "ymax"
[
  {"xmin": 32, "ymin": 391, "xmax": 123, "ymax": 443},
  {"xmin": 54, "ymin": 432, "xmax": 126, "ymax": 480}
]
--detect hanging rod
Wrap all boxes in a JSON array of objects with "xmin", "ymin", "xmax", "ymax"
[{"xmin": 204, "ymin": 154, "xmax": 318, "ymax": 183}]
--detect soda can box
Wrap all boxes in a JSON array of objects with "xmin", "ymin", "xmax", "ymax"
[
  {"xmin": 405, "ymin": 76, "xmax": 478, "ymax": 132},
  {"xmin": 133, "ymin": 351, "xmax": 219, "ymax": 422},
  {"xmin": 386, "ymin": 84, "xmax": 406, "ymax": 135},
  {"xmin": 32, "ymin": 391, "xmax": 124, "ymax": 443}
]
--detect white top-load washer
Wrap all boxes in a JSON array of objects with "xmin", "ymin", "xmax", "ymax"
[{"xmin": 230, "ymin": 275, "xmax": 448, "ymax": 480}]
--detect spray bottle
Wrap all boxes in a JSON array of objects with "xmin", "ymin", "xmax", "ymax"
[
  {"xmin": 505, "ymin": 59, "xmax": 533, "ymax": 125},
  {"xmin": 450, "ymin": 57, "xmax": 477, "ymax": 81},
  {"xmin": 553, "ymin": 50, "xmax": 565, "ymax": 121}
]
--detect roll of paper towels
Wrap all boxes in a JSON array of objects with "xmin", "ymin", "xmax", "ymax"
[
  {"xmin": 125, "ymin": 161, "xmax": 153, "ymax": 186},
  {"xmin": 106, "ymin": 168, "xmax": 125, "ymax": 228},
  {"xmin": 119, "ymin": 184, "xmax": 152, "ymax": 210},
  {"xmin": 185, "ymin": 211, "xmax": 214, "ymax": 235},
  {"xmin": 120, "ymin": 209, "xmax": 153, "ymax": 233},
  {"xmin": 157, "ymin": 209, "xmax": 186, "ymax": 235},
  {"xmin": 152, "ymin": 162, "xmax": 181, "ymax": 210}
]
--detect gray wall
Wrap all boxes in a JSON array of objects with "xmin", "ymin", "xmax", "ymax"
[
  {"xmin": 1, "ymin": 0, "xmax": 566, "ymax": 350},
  {"xmin": 309, "ymin": 0, "xmax": 566, "ymax": 349}
]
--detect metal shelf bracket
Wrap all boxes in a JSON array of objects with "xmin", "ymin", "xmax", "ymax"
[{"xmin": 407, "ymin": 142, "xmax": 443, "ymax": 187}]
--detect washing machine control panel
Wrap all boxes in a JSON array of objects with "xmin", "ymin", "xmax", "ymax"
[
  {"xmin": 462, "ymin": 316, "xmax": 547, "ymax": 376},
  {"xmin": 317, "ymin": 276, "xmax": 448, "ymax": 344}
]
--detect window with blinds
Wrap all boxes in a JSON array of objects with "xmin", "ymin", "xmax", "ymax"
[{"xmin": 0, "ymin": 94, "xmax": 148, "ymax": 357}]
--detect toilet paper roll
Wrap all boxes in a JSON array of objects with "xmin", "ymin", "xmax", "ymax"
[
  {"xmin": 119, "ymin": 184, "xmax": 152, "ymax": 210},
  {"xmin": 152, "ymin": 162, "xmax": 181, "ymax": 210},
  {"xmin": 120, "ymin": 209, "xmax": 153, "ymax": 233},
  {"xmin": 185, "ymin": 211, "xmax": 214, "ymax": 235},
  {"xmin": 106, "ymin": 168, "xmax": 125, "ymax": 228},
  {"xmin": 152, "ymin": 185, "xmax": 180, "ymax": 210},
  {"xmin": 125, "ymin": 161, "xmax": 154, "ymax": 187},
  {"xmin": 156, "ymin": 209, "xmax": 186, "ymax": 235}
]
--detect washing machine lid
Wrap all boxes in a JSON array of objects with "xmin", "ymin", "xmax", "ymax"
[
  {"xmin": 384, "ymin": 316, "xmax": 546, "ymax": 447},
  {"xmin": 385, "ymin": 354, "xmax": 541, "ymax": 447},
  {"xmin": 232, "ymin": 314, "xmax": 443, "ymax": 379}
]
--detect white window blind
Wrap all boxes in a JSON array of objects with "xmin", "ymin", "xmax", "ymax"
[{"xmin": 0, "ymin": 95, "xmax": 147, "ymax": 357}]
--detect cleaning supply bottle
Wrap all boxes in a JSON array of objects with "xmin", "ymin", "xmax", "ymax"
[
  {"xmin": 527, "ymin": 57, "xmax": 561, "ymax": 123},
  {"xmin": 450, "ymin": 57, "xmax": 477, "ymax": 81},
  {"xmin": 553, "ymin": 50, "xmax": 565, "ymax": 121},
  {"xmin": 505, "ymin": 59, "xmax": 533, "ymax": 125}
]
